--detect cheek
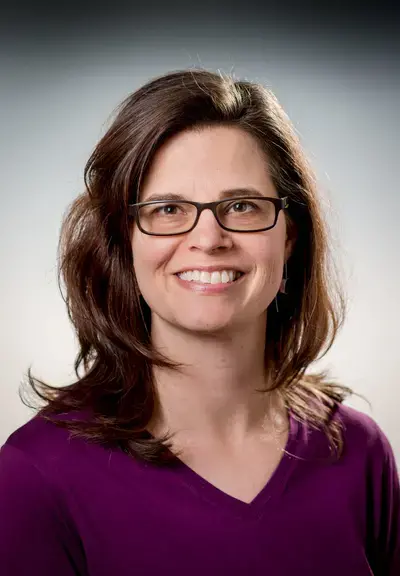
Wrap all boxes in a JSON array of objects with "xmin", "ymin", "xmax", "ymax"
[
  {"xmin": 249, "ymin": 235, "xmax": 286, "ymax": 290},
  {"xmin": 260, "ymin": 256, "xmax": 283, "ymax": 295},
  {"xmin": 131, "ymin": 236, "xmax": 176, "ymax": 292},
  {"xmin": 253, "ymin": 234, "xmax": 285, "ymax": 268},
  {"xmin": 265, "ymin": 258, "xmax": 280, "ymax": 285}
]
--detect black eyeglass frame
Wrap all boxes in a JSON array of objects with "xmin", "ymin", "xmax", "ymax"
[{"xmin": 128, "ymin": 196, "xmax": 289, "ymax": 236}]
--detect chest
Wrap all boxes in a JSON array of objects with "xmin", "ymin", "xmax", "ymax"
[
  {"xmin": 64, "ymin": 438, "xmax": 372, "ymax": 576},
  {"xmin": 70, "ymin": 464, "xmax": 371, "ymax": 576},
  {"xmin": 173, "ymin": 435, "xmax": 288, "ymax": 504}
]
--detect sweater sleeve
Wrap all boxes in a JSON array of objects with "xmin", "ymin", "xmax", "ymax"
[
  {"xmin": 0, "ymin": 443, "xmax": 86, "ymax": 576},
  {"xmin": 367, "ymin": 423, "xmax": 400, "ymax": 576}
]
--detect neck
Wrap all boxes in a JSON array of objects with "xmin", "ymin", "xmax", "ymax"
[{"xmin": 149, "ymin": 313, "xmax": 286, "ymax": 447}]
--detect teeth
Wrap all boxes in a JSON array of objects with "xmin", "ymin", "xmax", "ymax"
[
  {"xmin": 211, "ymin": 271, "xmax": 223, "ymax": 284},
  {"xmin": 177, "ymin": 270, "xmax": 240, "ymax": 284},
  {"xmin": 200, "ymin": 271, "xmax": 211, "ymax": 283}
]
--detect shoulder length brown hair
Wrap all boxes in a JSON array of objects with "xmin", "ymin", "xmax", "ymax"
[{"xmin": 22, "ymin": 69, "xmax": 352, "ymax": 464}]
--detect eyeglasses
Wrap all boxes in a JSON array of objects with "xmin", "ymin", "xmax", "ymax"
[{"xmin": 128, "ymin": 196, "xmax": 289, "ymax": 236}]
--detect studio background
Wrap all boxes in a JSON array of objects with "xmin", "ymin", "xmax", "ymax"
[{"xmin": 1, "ymin": 2, "xmax": 399, "ymax": 461}]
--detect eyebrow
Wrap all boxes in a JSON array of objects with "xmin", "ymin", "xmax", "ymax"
[{"xmin": 142, "ymin": 187, "xmax": 267, "ymax": 203}]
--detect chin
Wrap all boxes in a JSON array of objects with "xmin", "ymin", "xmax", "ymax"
[
  {"xmin": 181, "ymin": 323, "xmax": 234, "ymax": 336},
  {"xmin": 173, "ymin": 312, "xmax": 241, "ymax": 335}
]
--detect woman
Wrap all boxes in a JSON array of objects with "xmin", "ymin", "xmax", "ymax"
[{"xmin": 0, "ymin": 69, "xmax": 399, "ymax": 575}]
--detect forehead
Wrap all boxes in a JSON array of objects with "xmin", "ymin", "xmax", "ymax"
[{"xmin": 140, "ymin": 126, "xmax": 276, "ymax": 201}]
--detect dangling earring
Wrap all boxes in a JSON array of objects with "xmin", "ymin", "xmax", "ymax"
[
  {"xmin": 279, "ymin": 260, "xmax": 288, "ymax": 295},
  {"xmin": 275, "ymin": 261, "xmax": 289, "ymax": 313}
]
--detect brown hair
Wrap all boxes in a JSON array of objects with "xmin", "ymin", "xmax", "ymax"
[{"xmin": 22, "ymin": 69, "xmax": 352, "ymax": 464}]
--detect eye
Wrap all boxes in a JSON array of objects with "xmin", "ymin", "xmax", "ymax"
[
  {"xmin": 226, "ymin": 200, "xmax": 257, "ymax": 213},
  {"xmin": 153, "ymin": 203, "xmax": 185, "ymax": 216}
]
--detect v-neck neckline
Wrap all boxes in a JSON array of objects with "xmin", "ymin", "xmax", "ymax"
[{"xmin": 164, "ymin": 411, "xmax": 301, "ymax": 521}]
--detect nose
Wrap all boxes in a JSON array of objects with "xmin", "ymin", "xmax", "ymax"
[{"xmin": 187, "ymin": 208, "xmax": 233, "ymax": 253}]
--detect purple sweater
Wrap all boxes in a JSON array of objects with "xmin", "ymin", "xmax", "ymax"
[{"xmin": 0, "ymin": 404, "xmax": 399, "ymax": 575}]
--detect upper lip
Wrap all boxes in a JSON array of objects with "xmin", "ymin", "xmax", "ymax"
[{"xmin": 175, "ymin": 266, "xmax": 245, "ymax": 274}]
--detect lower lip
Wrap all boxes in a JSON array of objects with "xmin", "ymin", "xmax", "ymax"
[{"xmin": 174, "ymin": 274, "xmax": 244, "ymax": 293}]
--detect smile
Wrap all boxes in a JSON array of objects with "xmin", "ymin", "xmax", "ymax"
[{"xmin": 176, "ymin": 269, "xmax": 243, "ymax": 284}]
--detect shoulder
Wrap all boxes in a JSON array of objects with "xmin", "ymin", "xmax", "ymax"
[
  {"xmin": 1, "ymin": 408, "xmax": 147, "ymax": 488},
  {"xmin": 333, "ymin": 404, "xmax": 396, "ymax": 468},
  {"xmin": 335, "ymin": 407, "xmax": 400, "ymax": 572},
  {"xmin": 335, "ymin": 403, "xmax": 381, "ymax": 440},
  {"xmin": 1, "ymin": 409, "xmax": 102, "ymax": 480},
  {"xmin": 0, "ymin": 413, "xmax": 90, "ymax": 569},
  {"xmin": 334, "ymin": 403, "xmax": 389, "ymax": 444},
  {"xmin": 298, "ymin": 402, "xmax": 397, "ymax": 470},
  {"xmin": 0, "ymin": 414, "xmax": 77, "ymax": 533},
  {"xmin": 3, "ymin": 410, "xmax": 85, "ymax": 453},
  {"xmin": 0, "ymin": 410, "xmax": 115, "ymax": 518}
]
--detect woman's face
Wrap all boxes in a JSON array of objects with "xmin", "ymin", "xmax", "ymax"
[{"xmin": 132, "ymin": 126, "xmax": 291, "ymax": 334}]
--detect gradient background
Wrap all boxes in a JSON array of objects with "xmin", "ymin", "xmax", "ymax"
[{"xmin": 1, "ymin": 1, "xmax": 399, "ymax": 460}]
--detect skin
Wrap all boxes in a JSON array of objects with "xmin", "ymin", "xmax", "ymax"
[{"xmin": 131, "ymin": 126, "xmax": 293, "ymax": 479}]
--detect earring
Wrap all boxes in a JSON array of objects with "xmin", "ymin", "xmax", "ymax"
[
  {"xmin": 279, "ymin": 261, "xmax": 288, "ymax": 294},
  {"xmin": 275, "ymin": 261, "xmax": 289, "ymax": 313}
]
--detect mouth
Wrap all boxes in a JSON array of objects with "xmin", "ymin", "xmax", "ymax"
[{"xmin": 175, "ymin": 269, "xmax": 244, "ymax": 285}]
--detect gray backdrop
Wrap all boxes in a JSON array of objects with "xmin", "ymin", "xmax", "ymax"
[{"xmin": 1, "ymin": 1, "xmax": 399, "ymax": 460}]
